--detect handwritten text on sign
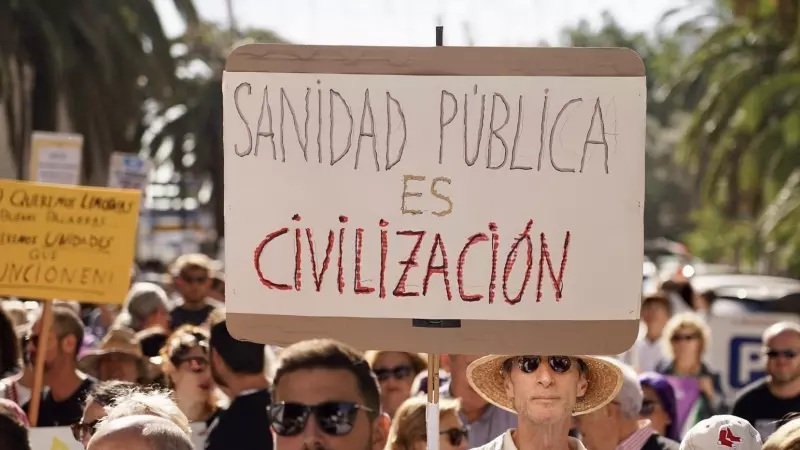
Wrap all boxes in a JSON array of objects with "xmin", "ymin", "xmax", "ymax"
[
  {"xmin": 223, "ymin": 73, "xmax": 645, "ymax": 321},
  {"xmin": 0, "ymin": 180, "xmax": 140, "ymax": 304}
]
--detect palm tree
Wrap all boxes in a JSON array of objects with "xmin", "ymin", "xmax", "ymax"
[
  {"xmin": 146, "ymin": 22, "xmax": 286, "ymax": 246},
  {"xmin": 0, "ymin": 0, "xmax": 199, "ymax": 183},
  {"xmin": 665, "ymin": 0, "xmax": 800, "ymax": 270}
]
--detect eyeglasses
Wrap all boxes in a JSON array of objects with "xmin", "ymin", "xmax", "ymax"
[
  {"xmin": 670, "ymin": 333, "xmax": 700, "ymax": 342},
  {"xmin": 175, "ymin": 356, "xmax": 209, "ymax": 373},
  {"xmin": 266, "ymin": 401, "xmax": 374, "ymax": 437},
  {"xmin": 71, "ymin": 419, "xmax": 99, "ymax": 442},
  {"xmin": 440, "ymin": 427, "xmax": 469, "ymax": 446},
  {"xmin": 765, "ymin": 349, "xmax": 800, "ymax": 359},
  {"xmin": 180, "ymin": 273, "xmax": 209, "ymax": 284},
  {"xmin": 640, "ymin": 399, "xmax": 657, "ymax": 416},
  {"xmin": 506, "ymin": 356, "xmax": 574, "ymax": 374},
  {"xmin": 373, "ymin": 365, "xmax": 413, "ymax": 382}
]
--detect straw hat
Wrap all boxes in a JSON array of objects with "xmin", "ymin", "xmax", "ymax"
[
  {"xmin": 466, "ymin": 355, "xmax": 623, "ymax": 416},
  {"xmin": 79, "ymin": 327, "xmax": 158, "ymax": 380}
]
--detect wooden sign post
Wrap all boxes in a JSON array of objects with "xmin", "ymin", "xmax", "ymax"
[{"xmin": 222, "ymin": 40, "xmax": 646, "ymax": 447}]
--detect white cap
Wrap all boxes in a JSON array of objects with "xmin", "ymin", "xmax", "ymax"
[{"xmin": 680, "ymin": 415, "xmax": 762, "ymax": 450}]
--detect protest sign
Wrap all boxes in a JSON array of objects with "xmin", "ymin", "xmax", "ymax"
[
  {"xmin": 28, "ymin": 131, "xmax": 84, "ymax": 185},
  {"xmin": 108, "ymin": 152, "xmax": 152, "ymax": 191},
  {"xmin": 29, "ymin": 427, "xmax": 82, "ymax": 450},
  {"xmin": 223, "ymin": 44, "xmax": 646, "ymax": 354},
  {"xmin": 0, "ymin": 179, "xmax": 141, "ymax": 304}
]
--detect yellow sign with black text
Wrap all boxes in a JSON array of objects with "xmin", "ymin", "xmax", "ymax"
[{"xmin": 0, "ymin": 179, "xmax": 140, "ymax": 304}]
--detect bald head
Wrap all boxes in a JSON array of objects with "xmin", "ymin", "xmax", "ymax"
[{"xmin": 87, "ymin": 415, "xmax": 192, "ymax": 450}]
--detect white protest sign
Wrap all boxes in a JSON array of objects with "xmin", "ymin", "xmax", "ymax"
[
  {"xmin": 29, "ymin": 427, "xmax": 82, "ymax": 450},
  {"xmin": 108, "ymin": 152, "xmax": 152, "ymax": 191},
  {"xmin": 223, "ymin": 45, "xmax": 646, "ymax": 354},
  {"xmin": 29, "ymin": 131, "xmax": 83, "ymax": 185}
]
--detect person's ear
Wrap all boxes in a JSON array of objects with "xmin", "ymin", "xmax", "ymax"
[
  {"xmin": 440, "ymin": 354, "xmax": 452, "ymax": 372},
  {"xmin": 504, "ymin": 371, "xmax": 514, "ymax": 400},
  {"xmin": 576, "ymin": 373, "xmax": 588, "ymax": 398},
  {"xmin": 370, "ymin": 412, "xmax": 390, "ymax": 450}
]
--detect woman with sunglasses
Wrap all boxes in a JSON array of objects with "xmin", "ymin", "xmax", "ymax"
[
  {"xmin": 387, "ymin": 396, "xmax": 468, "ymax": 450},
  {"xmin": 656, "ymin": 312, "xmax": 724, "ymax": 437},
  {"xmin": 159, "ymin": 325, "xmax": 219, "ymax": 424},
  {"xmin": 638, "ymin": 372, "xmax": 680, "ymax": 442},
  {"xmin": 365, "ymin": 351, "xmax": 427, "ymax": 417}
]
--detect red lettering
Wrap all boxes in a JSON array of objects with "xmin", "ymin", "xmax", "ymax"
[
  {"xmin": 253, "ymin": 227, "xmax": 292, "ymax": 290},
  {"xmin": 393, "ymin": 230, "xmax": 425, "ymax": 297},
  {"xmin": 294, "ymin": 228, "xmax": 302, "ymax": 291},
  {"xmin": 306, "ymin": 229, "xmax": 334, "ymax": 291},
  {"xmin": 422, "ymin": 233, "xmax": 452, "ymax": 300},
  {"xmin": 337, "ymin": 216, "xmax": 348, "ymax": 294},
  {"xmin": 537, "ymin": 231, "xmax": 571, "ymax": 302},
  {"xmin": 503, "ymin": 220, "xmax": 534, "ymax": 305},
  {"xmin": 489, "ymin": 223, "xmax": 499, "ymax": 304},
  {"xmin": 379, "ymin": 219, "xmax": 389, "ymax": 298},
  {"xmin": 354, "ymin": 228, "xmax": 375, "ymax": 294},
  {"xmin": 457, "ymin": 233, "xmax": 488, "ymax": 302}
]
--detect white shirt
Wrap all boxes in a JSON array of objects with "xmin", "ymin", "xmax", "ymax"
[{"xmin": 470, "ymin": 429, "xmax": 587, "ymax": 450}]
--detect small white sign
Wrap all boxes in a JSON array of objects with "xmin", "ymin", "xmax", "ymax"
[
  {"xmin": 29, "ymin": 427, "xmax": 82, "ymax": 450},
  {"xmin": 29, "ymin": 131, "xmax": 83, "ymax": 185},
  {"xmin": 108, "ymin": 152, "xmax": 152, "ymax": 191},
  {"xmin": 223, "ymin": 72, "xmax": 646, "ymax": 322}
]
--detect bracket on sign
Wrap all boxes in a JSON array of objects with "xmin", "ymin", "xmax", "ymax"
[{"xmin": 412, "ymin": 319, "xmax": 462, "ymax": 328}]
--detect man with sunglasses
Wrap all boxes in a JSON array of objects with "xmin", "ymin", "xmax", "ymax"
[
  {"xmin": 465, "ymin": 354, "xmax": 623, "ymax": 450},
  {"xmin": 205, "ymin": 319, "xmax": 272, "ymax": 450},
  {"xmin": 732, "ymin": 321, "xmax": 800, "ymax": 439},
  {"xmin": 268, "ymin": 339, "xmax": 390, "ymax": 450},
  {"xmin": 21, "ymin": 305, "xmax": 96, "ymax": 427},
  {"xmin": 576, "ymin": 358, "xmax": 679, "ymax": 450},
  {"xmin": 169, "ymin": 253, "xmax": 221, "ymax": 330}
]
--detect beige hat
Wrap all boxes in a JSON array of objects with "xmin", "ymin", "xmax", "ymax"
[
  {"xmin": 79, "ymin": 327, "xmax": 159, "ymax": 380},
  {"xmin": 467, "ymin": 355, "xmax": 623, "ymax": 416}
]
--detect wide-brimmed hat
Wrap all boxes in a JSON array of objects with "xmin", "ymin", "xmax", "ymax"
[
  {"xmin": 467, "ymin": 355, "xmax": 623, "ymax": 416},
  {"xmin": 79, "ymin": 327, "xmax": 159, "ymax": 380}
]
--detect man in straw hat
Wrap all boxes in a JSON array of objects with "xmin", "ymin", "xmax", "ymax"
[
  {"xmin": 466, "ymin": 354, "xmax": 623, "ymax": 449},
  {"xmin": 79, "ymin": 327, "xmax": 158, "ymax": 384}
]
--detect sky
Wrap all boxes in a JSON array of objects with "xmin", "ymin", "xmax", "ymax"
[{"xmin": 156, "ymin": 0, "xmax": 687, "ymax": 47}]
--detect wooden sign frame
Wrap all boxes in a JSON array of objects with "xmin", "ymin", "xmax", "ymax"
[{"xmin": 224, "ymin": 44, "xmax": 645, "ymax": 355}]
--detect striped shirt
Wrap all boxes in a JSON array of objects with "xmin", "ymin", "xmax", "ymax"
[{"xmin": 617, "ymin": 420, "xmax": 655, "ymax": 450}]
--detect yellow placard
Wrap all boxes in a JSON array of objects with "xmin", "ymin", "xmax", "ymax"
[{"xmin": 0, "ymin": 179, "xmax": 140, "ymax": 304}]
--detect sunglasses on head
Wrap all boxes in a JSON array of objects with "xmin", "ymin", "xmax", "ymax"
[
  {"xmin": 71, "ymin": 419, "xmax": 99, "ymax": 442},
  {"xmin": 670, "ymin": 333, "xmax": 699, "ymax": 342},
  {"xmin": 266, "ymin": 401, "xmax": 374, "ymax": 437},
  {"xmin": 765, "ymin": 348, "xmax": 800, "ymax": 359},
  {"xmin": 373, "ymin": 365, "xmax": 413, "ymax": 382},
  {"xmin": 506, "ymin": 355, "xmax": 574, "ymax": 374},
  {"xmin": 441, "ymin": 427, "xmax": 469, "ymax": 446}
]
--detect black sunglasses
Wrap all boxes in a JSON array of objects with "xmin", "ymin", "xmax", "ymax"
[
  {"xmin": 441, "ymin": 427, "xmax": 469, "ymax": 446},
  {"xmin": 640, "ymin": 399, "xmax": 656, "ymax": 416},
  {"xmin": 267, "ymin": 401, "xmax": 374, "ymax": 437},
  {"xmin": 670, "ymin": 333, "xmax": 700, "ymax": 342},
  {"xmin": 765, "ymin": 349, "xmax": 799, "ymax": 359},
  {"xmin": 374, "ymin": 365, "xmax": 413, "ymax": 382},
  {"xmin": 181, "ymin": 274, "xmax": 209, "ymax": 284},
  {"xmin": 175, "ymin": 356, "xmax": 209, "ymax": 373},
  {"xmin": 506, "ymin": 356, "xmax": 574, "ymax": 374},
  {"xmin": 71, "ymin": 419, "xmax": 99, "ymax": 442}
]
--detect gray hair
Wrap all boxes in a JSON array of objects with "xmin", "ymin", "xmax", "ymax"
[
  {"xmin": 598, "ymin": 357, "xmax": 642, "ymax": 420},
  {"xmin": 101, "ymin": 389, "xmax": 190, "ymax": 437},
  {"xmin": 89, "ymin": 415, "xmax": 193, "ymax": 450},
  {"xmin": 117, "ymin": 282, "xmax": 169, "ymax": 332}
]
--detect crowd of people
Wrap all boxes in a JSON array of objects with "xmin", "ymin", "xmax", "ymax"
[{"xmin": 0, "ymin": 252, "xmax": 798, "ymax": 449}]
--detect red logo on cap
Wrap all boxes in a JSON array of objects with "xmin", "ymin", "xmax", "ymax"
[{"xmin": 718, "ymin": 427, "xmax": 742, "ymax": 447}]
